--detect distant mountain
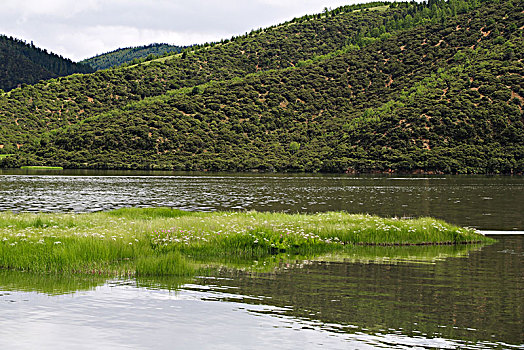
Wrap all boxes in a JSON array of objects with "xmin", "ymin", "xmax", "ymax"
[
  {"xmin": 0, "ymin": 35, "xmax": 94, "ymax": 92},
  {"xmin": 81, "ymin": 44, "xmax": 186, "ymax": 70}
]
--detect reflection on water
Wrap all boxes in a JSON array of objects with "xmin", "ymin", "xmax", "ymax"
[
  {"xmin": 0, "ymin": 236, "xmax": 522, "ymax": 349},
  {"xmin": 0, "ymin": 244, "xmax": 483, "ymax": 295},
  {"xmin": 0, "ymin": 170, "xmax": 523, "ymax": 230},
  {"xmin": 0, "ymin": 271, "xmax": 107, "ymax": 296}
]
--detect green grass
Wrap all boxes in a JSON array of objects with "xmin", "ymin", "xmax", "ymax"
[
  {"xmin": 20, "ymin": 166, "xmax": 63, "ymax": 170},
  {"xmin": 0, "ymin": 154, "xmax": 14, "ymax": 159},
  {"xmin": 0, "ymin": 208, "xmax": 494, "ymax": 276}
]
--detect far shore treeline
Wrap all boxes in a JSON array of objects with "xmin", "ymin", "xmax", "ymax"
[{"xmin": 0, "ymin": 0, "xmax": 522, "ymax": 174}]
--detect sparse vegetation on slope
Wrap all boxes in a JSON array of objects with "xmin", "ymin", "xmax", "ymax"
[{"xmin": 0, "ymin": 0, "xmax": 522, "ymax": 174}]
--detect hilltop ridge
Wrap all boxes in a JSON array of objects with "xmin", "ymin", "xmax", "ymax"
[
  {"xmin": 0, "ymin": 35, "xmax": 94, "ymax": 91},
  {"xmin": 81, "ymin": 43, "xmax": 186, "ymax": 71}
]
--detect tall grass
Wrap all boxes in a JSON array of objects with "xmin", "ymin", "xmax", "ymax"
[
  {"xmin": 0, "ymin": 208, "xmax": 494, "ymax": 276},
  {"xmin": 136, "ymin": 251, "xmax": 194, "ymax": 276}
]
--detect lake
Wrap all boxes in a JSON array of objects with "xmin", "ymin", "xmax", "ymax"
[
  {"xmin": 0, "ymin": 170, "xmax": 523, "ymax": 230},
  {"xmin": 0, "ymin": 171, "xmax": 522, "ymax": 349}
]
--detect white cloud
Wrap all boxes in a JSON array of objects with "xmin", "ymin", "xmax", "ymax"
[
  {"xmin": 4, "ymin": 0, "xmax": 101, "ymax": 18},
  {"xmin": 0, "ymin": 0, "xmax": 366, "ymax": 61}
]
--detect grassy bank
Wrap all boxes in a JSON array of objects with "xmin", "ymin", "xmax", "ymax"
[
  {"xmin": 0, "ymin": 208, "xmax": 493, "ymax": 276},
  {"xmin": 20, "ymin": 166, "xmax": 63, "ymax": 170}
]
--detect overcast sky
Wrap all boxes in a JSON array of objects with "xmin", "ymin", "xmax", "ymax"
[{"xmin": 0, "ymin": 0, "xmax": 370, "ymax": 62}]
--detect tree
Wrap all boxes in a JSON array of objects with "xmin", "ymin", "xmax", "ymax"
[{"xmin": 289, "ymin": 141, "xmax": 300, "ymax": 153}]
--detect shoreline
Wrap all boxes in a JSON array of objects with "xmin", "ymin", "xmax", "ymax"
[{"xmin": 1, "ymin": 166, "xmax": 523, "ymax": 176}]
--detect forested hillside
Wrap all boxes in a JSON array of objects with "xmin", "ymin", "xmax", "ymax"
[
  {"xmin": 0, "ymin": 1, "xmax": 463, "ymax": 142},
  {"xmin": 81, "ymin": 44, "xmax": 186, "ymax": 70},
  {"xmin": 0, "ymin": 0, "xmax": 522, "ymax": 174},
  {"xmin": 0, "ymin": 36, "xmax": 94, "ymax": 91}
]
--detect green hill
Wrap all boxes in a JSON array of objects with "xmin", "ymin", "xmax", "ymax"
[
  {"xmin": 0, "ymin": 1, "xmax": 416, "ymax": 144},
  {"xmin": 0, "ymin": 35, "xmax": 94, "ymax": 91},
  {"xmin": 81, "ymin": 43, "xmax": 186, "ymax": 71},
  {"xmin": 0, "ymin": 0, "xmax": 522, "ymax": 174}
]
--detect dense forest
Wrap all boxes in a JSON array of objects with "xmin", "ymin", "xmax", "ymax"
[
  {"xmin": 0, "ymin": 35, "xmax": 94, "ymax": 91},
  {"xmin": 0, "ymin": 0, "xmax": 522, "ymax": 174},
  {"xmin": 81, "ymin": 43, "xmax": 186, "ymax": 70}
]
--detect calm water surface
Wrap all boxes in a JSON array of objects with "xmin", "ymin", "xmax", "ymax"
[
  {"xmin": 0, "ymin": 170, "xmax": 523, "ymax": 230},
  {"xmin": 0, "ymin": 235, "xmax": 522, "ymax": 349},
  {"xmin": 0, "ymin": 170, "xmax": 522, "ymax": 349}
]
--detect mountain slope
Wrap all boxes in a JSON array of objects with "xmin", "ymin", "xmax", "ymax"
[
  {"xmin": 0, "ymin": 1, "xmax": 463, "ymax": 144},
  {"xmin": 1, "ymin": 0, "xmax": 522, "ymax": 174},
  {"xmin": 7, "ymin": 0, "xmax": 522, "ymax": 174},
  {"xmin": 81, "ymin": 44, "xmax": 186, "ymax": 70},
  {"xmin": 0, "ymin": 35, "xmax": 94, "ymax": 91}
]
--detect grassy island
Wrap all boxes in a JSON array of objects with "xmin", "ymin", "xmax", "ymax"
[{"xmin": 0, "ymin": 208, "xmax": 493, "ymax": 276}]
